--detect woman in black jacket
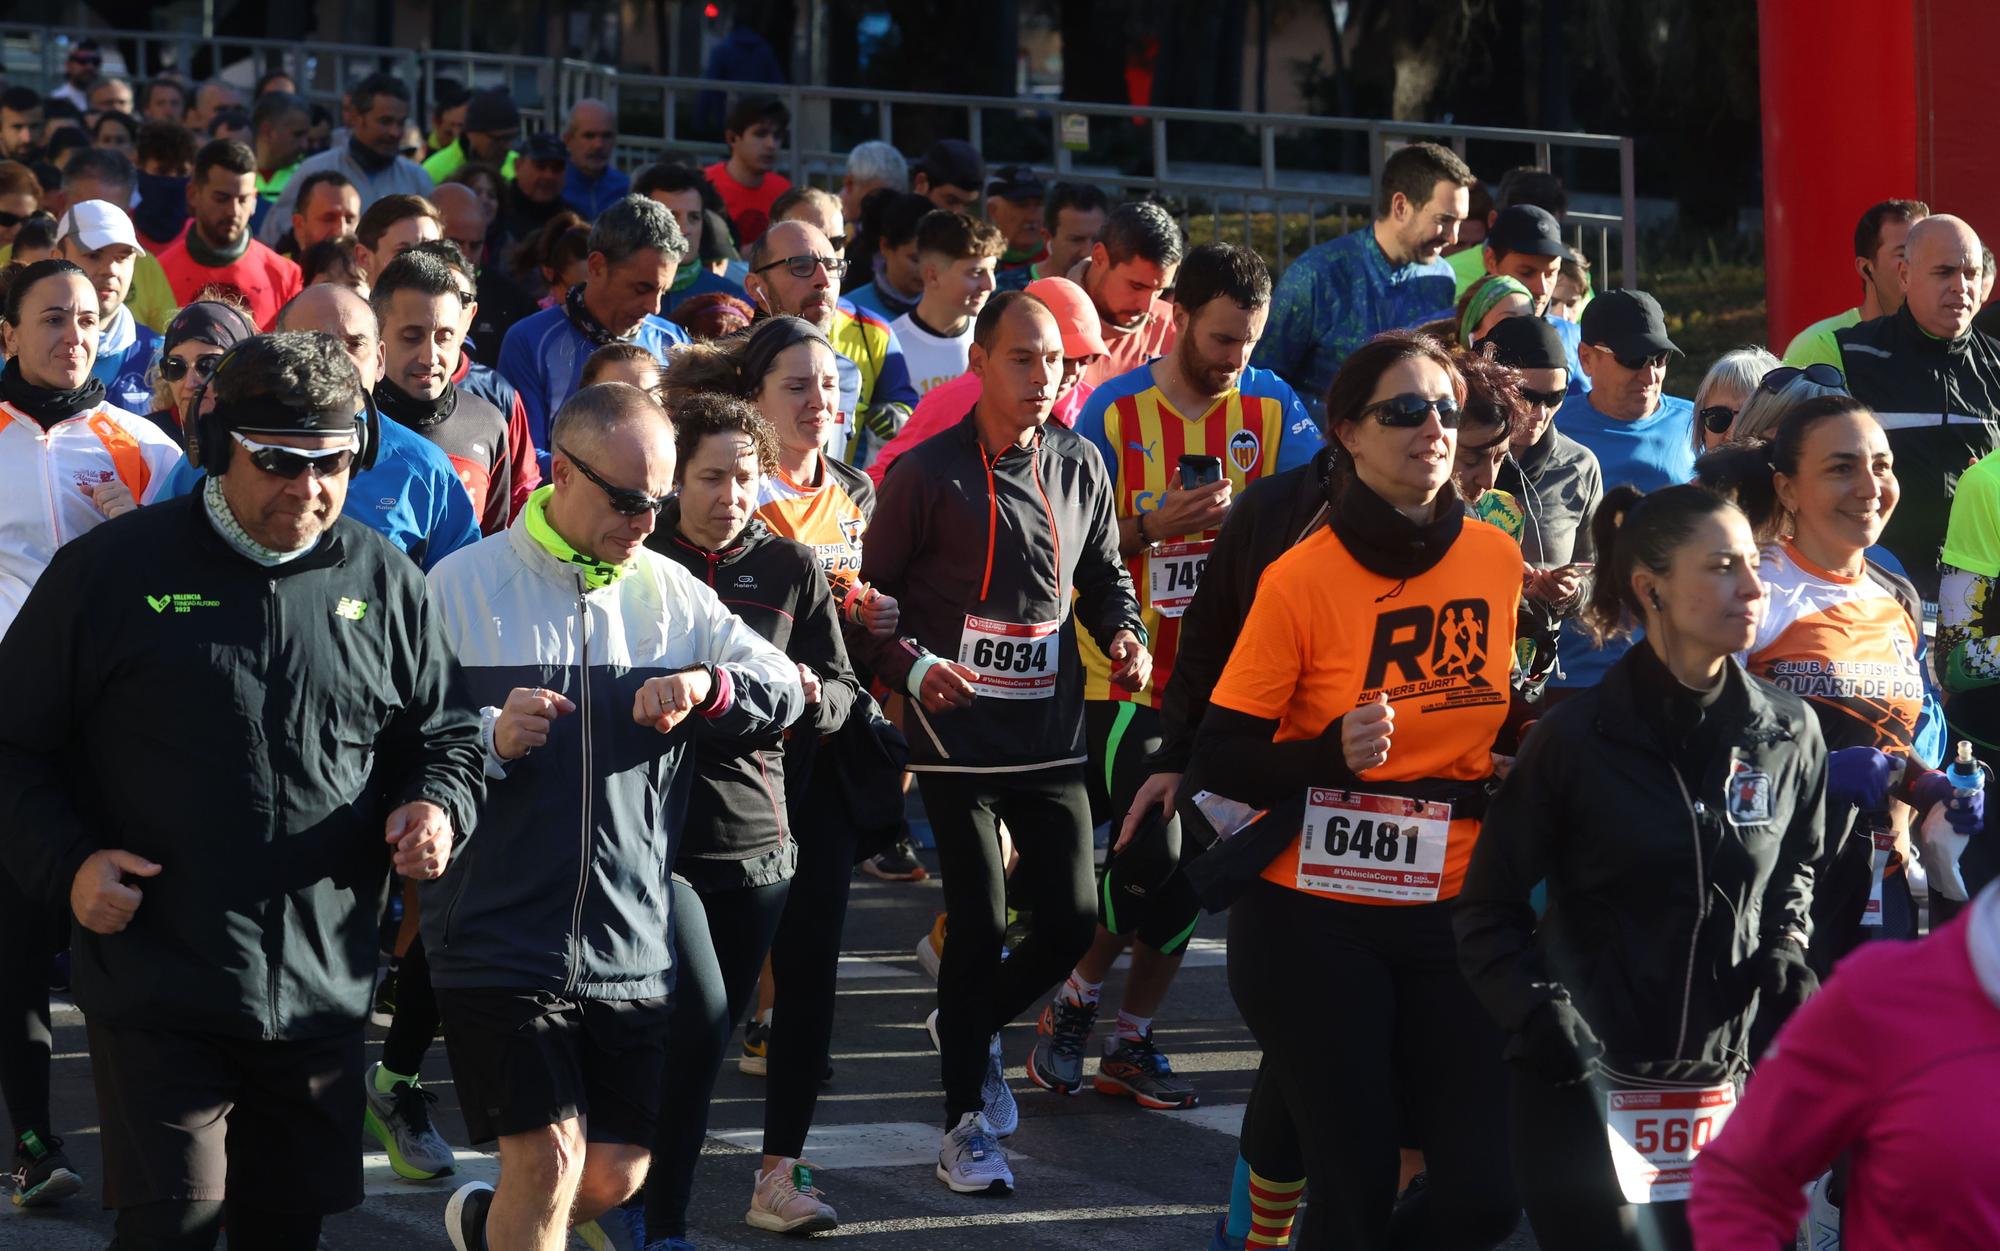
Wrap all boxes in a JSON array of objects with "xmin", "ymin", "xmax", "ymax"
[
  {"xmin": 1454, "ymin": 483, "xmax": 1827, "ymax": 1251},
  {"xmin": 640, "ymin": 392, "xmax": 859, "ymax": 1240}
]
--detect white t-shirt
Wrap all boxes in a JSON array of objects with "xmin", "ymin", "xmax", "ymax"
[{"xmin": 891, "ymin": 311, "xmax": 974, "ymax": 397}]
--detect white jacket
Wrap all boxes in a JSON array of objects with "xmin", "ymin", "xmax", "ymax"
[{"xmin": 0, "ymin": 400, "xmax": 183, "ymax": 638}]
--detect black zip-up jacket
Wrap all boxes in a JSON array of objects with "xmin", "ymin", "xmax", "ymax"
[
  {"xmin": 1837, "ymin": 305, "xmax": 2000, "ymax": 600},
  {"xmin": 858, "ymin": 413, "xmax": 1143, "ymax": 772},
  {"xmin": 0, "ymin": 496, "xmax": 485, "ymax": 1041},
  {"xmin": 649, "ymin": 503, "xmax": 858, "ymax": 886},
  {"xmin": 1454, "ymin": 645, "xmax": 1826, "ymax": 1070}
]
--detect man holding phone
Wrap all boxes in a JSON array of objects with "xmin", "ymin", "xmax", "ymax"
[{"xmin": 1041, "ymin": 243, "xmax": 1318, "ymax": 1108}]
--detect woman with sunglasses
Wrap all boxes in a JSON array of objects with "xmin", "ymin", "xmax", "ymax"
[
  {"xmin": 1190, "ymin": 331, "xmax": 1522, "ymax": 1250},
  {"xmin": 1691, "ymin": 347, "xmax": 1778, "ymax": 452},
  {"xmin": 1456, "ymin": 482, "xmax": 1825, "ymax": 1251},
  {"xmin": 0, "ymin": 257, "xmax": 184, "ymax": 1209},
  {"xmin": 639, "ymin": 392, "xmax": 859, "ymax": 1240},
  {"xmin": 142, "ymin": 296, "xmax": 257, "ymax": 443}
]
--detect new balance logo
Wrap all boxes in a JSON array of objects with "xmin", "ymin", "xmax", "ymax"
[{"xmin": 334, "ymin": 597, "xmax": 368, "ymax": 621}]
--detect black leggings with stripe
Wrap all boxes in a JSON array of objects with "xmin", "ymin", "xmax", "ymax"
[{"xmin": 1083, "ymin": 700, "xmax": 1201, "ymax": 955}]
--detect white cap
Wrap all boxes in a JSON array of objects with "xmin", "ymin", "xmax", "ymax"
[{"xmin": 56, "ymin": 199, "xmax": 144, "ymax": 256}]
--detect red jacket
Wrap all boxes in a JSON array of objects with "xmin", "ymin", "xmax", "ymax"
[
  {"xmin": 155, "ymin": 233, "xmax": 302, "ymax": 331},
  {"xmin": 1689, "ymin": 900, "xmax": 2000, "ymax": 1249}
]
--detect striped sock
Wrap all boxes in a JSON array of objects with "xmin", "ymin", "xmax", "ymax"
[
  {"xmin": 1246, "ymin": 1168, "xmax": 1304, "ymax": 1248},
  {"xmin": 1116, "ymin": 1009, "xmax": 1152, "ymax": 1042},
  {"xmin": 1060, "ymin": 970, "xmax": 1102, "ymax": 1007}
]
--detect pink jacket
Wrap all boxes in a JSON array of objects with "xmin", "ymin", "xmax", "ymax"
[
  {"xmin": 866, "ymin": 371, "xmax": 1093, "ymax": 487},
  {"xmin": 1688, "ymin": 904, "xmax": 2000, "ymax": 1249}
]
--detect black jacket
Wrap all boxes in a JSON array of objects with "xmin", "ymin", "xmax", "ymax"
[
  {"xmin": 858, "ymin": 413, "xmax": 1142, "ymax": 772},
  {"xmin": 0, "ymin": 496, "xmax": 485, "ymax": 1040},
  {"xmin": 1454, "ymin": 645, "xmax": 1826, "ymax": 1070},
  {"xmin": 650, "ymin": 504, "xmax": 858, "ymax": 887},
  {"xmin": 1838, "ymin": 306, "xmax": 2000, "ymax": 600}
]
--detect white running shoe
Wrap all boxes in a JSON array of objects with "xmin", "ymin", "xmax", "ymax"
[
  {"xmin": 936, "ymin": 1111, "xmax": 1014, "ymax": 1195},
  {"xmin": 443, "ymin": 1180, "xmax": 493, "ymax": 1251},
  {"xmin": 1804, "ymin": 1170, "xmax": 1842, "ymax": 1250},
  {"xmin": 924, "ymin": 1010, "xmax": 1016, "ymax": 1137}
]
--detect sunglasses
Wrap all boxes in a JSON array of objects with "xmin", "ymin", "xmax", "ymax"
[
  {"xmin": 1362, "ymin": 393, "xmax": 1462, "ymax": 429},
  {"xmin": 70, "ymin": 54, "xmax": 101, "ymax": 67},
  {"xmin": 1611, "ymin": 350, "xmax": 1671, "ymax": 371},
  {"xmin": 1701, "ymin": 404, "xmax": 1738, "ymax": 435},
  {"xmin": 231, "ymin": 431, "xmax": 358, "ymax": 479},
  {"xmin": 753, "ymin": 252, "xmax": 848, "ymax": 280},
  {"xmin": 558, "ymin": 443, "xmax": 669, "ymax": 515},
  {"xmin": 1758, "ymin": 362, "xmax": 1847, "ymax": 394},
  {"xmin": 160, "ymin": 353, "xmax": 222, "ymax": 383},
  {"xmin": 0, "ymin": 210, "xmax": 26, "ymax": 230},
  {"xmin": 1520, "ymin": 385, "xmax": 1566, "ymax": 408}
]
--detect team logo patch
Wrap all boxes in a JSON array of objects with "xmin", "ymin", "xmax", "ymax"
[
  {"xmin": 1726, "ymin": 758, "xmax": 1772, "ymax": 826},
  {"xmin": 1227, "ymin": 429, "xmax": 1261, "ymax": 473}
]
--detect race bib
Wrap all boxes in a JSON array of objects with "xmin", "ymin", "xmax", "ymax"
[
  {"xmin": 1861, "ymin": 823, "xmax": 1896, "ymax": 928},
  {"xmin": 1296, "ymin": 789, "xmax": 1450, "ymax": 902},
  {"xmin": 1604, "ymin": 1082, "xmax": 1736, "ymax": 1204},
  {"xmin": 957, "ymin": 615, "xmax": 1060, "ymax": 700},
  {"xmin": 1147, "ymin": 540, "xmax": 1211, "ymax": 619}
]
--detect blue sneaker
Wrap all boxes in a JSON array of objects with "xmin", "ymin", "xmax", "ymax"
[
  {"xmin": 578, "ymin": 1198, "xmax": 647, "ymax": 1251},
  {"xmin": 1207, "ymin": 1215, "xmax": 1247, "ymax": 1251},
  {"xmin": 643, "ymin": 1238, "xmax": 699, "ymax": 1251}
]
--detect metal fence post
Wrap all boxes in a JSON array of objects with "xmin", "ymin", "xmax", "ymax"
[{"xmin": 1619, "ymin": 136, "xmax": 1639, "ymax": 286}]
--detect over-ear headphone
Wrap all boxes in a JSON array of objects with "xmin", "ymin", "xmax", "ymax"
[{"xmin": 192, "ymin": 340, "xmax": 382, "ymax": 476}]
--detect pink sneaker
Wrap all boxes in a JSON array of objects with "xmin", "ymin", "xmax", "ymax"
[{"xmin": 745, "ymin": 1157, "xmax": 838, "ymax": 1234}]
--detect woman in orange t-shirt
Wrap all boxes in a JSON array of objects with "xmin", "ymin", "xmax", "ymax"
[{"xmin": 1191, "ymin": 331, "xmax": 1522, "ymax": 1250}]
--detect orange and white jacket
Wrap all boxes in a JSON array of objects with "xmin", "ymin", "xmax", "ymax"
[{"xmin": 0, "ymin": 400, "xmax": 183, "ymax": 637}]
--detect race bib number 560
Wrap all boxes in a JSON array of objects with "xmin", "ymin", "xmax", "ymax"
[
  {"xmin": 1297, "ymin": 788, "xmax": 1450, "ymax": 902},
  {"xmin": 1604, "ymin": 1083, "xmax": 1736, "ymax": 1204}
]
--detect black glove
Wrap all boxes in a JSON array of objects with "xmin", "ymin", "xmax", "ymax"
[
  {"xmin": 1755, "ymin": 937, "xmax": 1819, "ymax": 1017},
  {"xmin": 1507, "ymin": 994, "xmax": 1604, "ymax": 1087}
]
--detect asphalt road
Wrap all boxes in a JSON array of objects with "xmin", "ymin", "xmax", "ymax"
[{"xmin": 3, "ymin": 838, "xmax": 1542, "ymax": 1251}]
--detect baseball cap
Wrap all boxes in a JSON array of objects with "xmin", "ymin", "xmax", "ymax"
[
  {"xmin": 57, "ymin": 199, "xmax": 143, "ymax": 256},
  {"xmin": 1025, "ymin": 276, "xmax": 1109, "ymax": 359},
  {"xmin": 464, "ymin": 88, "xmax": 521, "ymax": 136},
  {"xmin": 986, "ymin": 165, "xmax": 1045, "ymax": 203},
  {"xmin": 1478, "ymin": 314, "xmax": 1567, "ymax": 371},
  {"xmin": 1485, "ymin": 204, "xmax": 1574, "ymax": 261},
  {"xmin": 1579, "ymin": 289, "xmax": 1679, "ymax": 359},
  {"xmin": 519, "ymin": 132, "xmax": 568, "ymax": 164},
  {"xmin": 918, "ymin": 139, "xmax": 984, "ymax": 193}
]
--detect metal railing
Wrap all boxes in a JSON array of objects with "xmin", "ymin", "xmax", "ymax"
[{"xmin": 0, "ymin": 22, "xmax": 1639, "ymax": 284}]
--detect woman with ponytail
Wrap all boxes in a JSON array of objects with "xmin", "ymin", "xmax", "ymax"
[{"xmin": 1456, "ymin": 482, "xmax": 1825, "ymax": 1251}]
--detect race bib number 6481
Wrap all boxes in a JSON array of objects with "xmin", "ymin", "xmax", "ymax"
[{"xmin": 1296, "ymin": 788, "xmax": 1450, "ymax": 902}]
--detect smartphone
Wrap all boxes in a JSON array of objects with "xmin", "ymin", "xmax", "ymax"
[{"xmin": 1178, "ymin": 454, "xmax": 1224, "ymax": 489}]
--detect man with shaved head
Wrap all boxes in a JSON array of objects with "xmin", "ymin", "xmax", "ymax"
[
  {"xmin": 1836, "ymin": 213, "xmax": 2000, "ymax": 599},
  {"xmin": 749, "ymin": 212, "xmax": 918, "ymax": 466},
  {"xmin": 431, "ymin": 181, "xmax": 535, "ymax": 364},
  {"xmin": 853, "ymin": 289, "xmax": 1150, "ymax": 1197}
]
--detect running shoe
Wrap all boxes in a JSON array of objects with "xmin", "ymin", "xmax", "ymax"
[
  {"xmin": 8, "ymin": 1130, "xmax": 81, "ymax": 1208},
  {"xmin": 363, "ymin": 1062, "xmax": 458, "ymax": 1180},
  {"xmin": 916, "ymin": 913, "xmax": 947, "ymax": 980},
  {"xmin": 863, "ymin": 836, "xmax": 929, "ymax": 881},
  {"xmin": 936, "ymin": 1111, "xmax": 1013, "ymax": 1195},
  {"xmin": 578, "ymin": 1199, "xmax": 647, "ymax": 1251},
  {"xmin": 1805, "ymin": 1170, "xmax": 1842, "ymax": 1250},
  {"xmin": 1026, "ymin": 996, "xmax": 1096, "ymax": 1095},
  {"xmin": 444, "ymin": 1179, "xmax": 493, "ymax": 1251},
  {"xmin": 1094, "ymin": 1029, "xmax": 1198, "ymax": 1110},
  {"xmin": 739, "ymin": 1014, "xmax": 770, "ymax": 1077},
  {"xmin": 746, "ymin": 1157, "xmax": 839, "ymax": 1234},
  {"xmin": 923, "ymin": 1010, "xmax": 1016, "ymax": 1137},
  {"xmin": 371, "ymin": 962, "xmax": 399, "ymax": 1029},
  {"xmin": 1206, "ymin": 1215, "xmax": 1247, "ymax": 1251},
  {"xmin": 643, "ymin": 1240, "xmax": 699, "ymax": 1251}
]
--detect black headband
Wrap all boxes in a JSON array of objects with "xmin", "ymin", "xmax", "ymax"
[
  {"xmin": 739, "ymin": 314, "xmax": 830, "ymax": 395},
  {"xmin": 220, "ymin": 394, "xmax": 361, "ymax": 437}
]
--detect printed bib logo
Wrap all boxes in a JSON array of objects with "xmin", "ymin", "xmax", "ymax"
[
  {"xmin": 1360, "ymin": 600, "xmax": 1502, "ymax": 711},
  {"xmin": 1227, "ymin": 429, "xmax": 1262, "ymax": 474},
  {"xmin": 1726, "ymin": 758, "xmax": 1772, "ymax": 826}
]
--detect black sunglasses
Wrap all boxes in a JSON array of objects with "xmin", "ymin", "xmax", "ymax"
[
  {"xmin": 1611, "ymin": 349, "xmax": 1672, "ymax": 371},
  {"xmin": 160, "ymin": 353, "xmax": 223, "ymax": 383},
  {"xmin": 0, "ymin": 210, "xmax": 26, "ymax": 230},
  {"xmin": 753, "ymin": 252, "xmax": 848, "ymax": 280},
  {"xmin": 1520, "ymin": 385, "xmax": 1566, "ymax": 408},
  {"xmin": 1758, "ymin": 362, "xmax": 1847, "ymax": 394},
  {"xmin": 1701, "ymin": 404, "xmax": 1738, "ymax": 435},
  {"xmin": 1362, "ymin": 393, "xmax": 1462, "ymax": 429},
  {"xmin": 231, "ymin": 432, "xmax": 357, "ymax": 479},
  {"xmin": 558, "ymin": 443, "xmax": 669, "ymax": 515}
]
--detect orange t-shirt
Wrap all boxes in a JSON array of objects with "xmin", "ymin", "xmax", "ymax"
[{"xmin": 1210, "ymin": 517, "xmax": 1522, "ymax": 903}]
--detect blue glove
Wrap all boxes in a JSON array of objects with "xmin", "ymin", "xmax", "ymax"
[
  {"xmin": 1912, "ymin": 770, "xmax": 1985, "ymax": 835},
  {"xmin": 1826, "ymin": 746, "xmax": 1896, "ymax": 811}
]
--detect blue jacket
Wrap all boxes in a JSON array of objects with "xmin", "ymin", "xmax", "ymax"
[
  {"xmin": 92, "ymin": 309, "xmax": 162, "ymax": 418},
  {"xmin": 562, "ymin": 165, "xmax": 633, "ymax": 221},
  {"xmin": 1250, "ymin": 228, "xmax": 1456, "ymax": 418},
  {"xmin": 159, "ymin": 413, "xmax": 480, "ymax": 572},
  {"xmin": 497, "ymin": 304, "xmax": 691, "ymax": 478}
]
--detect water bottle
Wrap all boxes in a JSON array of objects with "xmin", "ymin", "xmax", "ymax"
[{"xmin": 1922, "ymin": 742, "xmax": 1985, "ymax": 902}]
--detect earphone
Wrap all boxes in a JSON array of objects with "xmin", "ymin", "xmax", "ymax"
[
  {"xmin": 1649, "ymin": 589, "xmax": 1662, "ymax": 610},
  {"xmin": 191, "ymin": 341, "xmax": 382, "ymax": 476}
]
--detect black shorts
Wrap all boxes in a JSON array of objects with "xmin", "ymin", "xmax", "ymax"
[
  {"xmin": 434, "ymin": 987, "xmax": 672, "ymax": 1147},
  {"xmin": 87, "ymin": 1019, "xmax": 365, "ymax": 1214},
  {"xmin": 1084, "ymin": 700, "xmax": 1203, "ymax": 955}
]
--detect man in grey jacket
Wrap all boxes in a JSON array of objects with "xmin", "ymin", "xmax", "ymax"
[
  {"xmin": 259, "ymin": 73, "xmax": 434, "ymax": 247},
  {"xmin": 422, "ymin": 382, "xmax": 803, "ymax": 1251}
]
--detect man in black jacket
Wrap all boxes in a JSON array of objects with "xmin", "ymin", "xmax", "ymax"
[
  {"xmin": 858, "ymin": 291, "xmax": 1149, "ymax": 1196},
  {"xmin": 0, "ymin": 332, "xmax": 485, "ymax": 1248}
]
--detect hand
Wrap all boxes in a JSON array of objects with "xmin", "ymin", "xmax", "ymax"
[
  {"xmin": 636, "ymin": 669, "xmax": 713, "ymax": 733},
  {"xmin": 87, "ymin": 480, "xmax": 138, "ymax": 519},
  {"xmin": 918, "ymin": 659, "xmax": 979, "ymax": 713},
  {"xmin": 1108, "ymin": 630, "xmax": 1152, "ymax": 693},
  {"xmin": 385, "ymin": 801, "xmax": 455, "ymax": 880},
  {"xmin": 1827, "ymin": 746, "xmax": 1897, "ymax": 810},
  {"xmin": 1508, "ymin": 995, "xmax": 1604, "ymax": 1086},
  {"xmin": 856, "ymin": 588, "xmax": 900, "ymax": 639},
  {"xmin": 71, "ymin": 849, "xmax": 161, "ymax": 935},
  {"xmin": 1531, "ymin": 564, "xmax": 1585, "ymax": 605},
  {"xmin": 1145, "ymin": 479, "xmax": 1232, "ymax": 541},
  {"xmin": 1912, "ymin": 769, "xmax": 1986, "ymax": 835},
  {"xmin": 1117, "ymin": 771, "xmax": 1183, "ymax": 852},
  {"xmin": 797, "ymin": 662, "xmax": 822, "ymax": 705},
  {"xmin": 1342, "ymin": 694, "xmax": 1394, "ymax": 773},
  {"xmin": 494, "ymin": 687, "xmax": 576, "ymax": 760},
  {"xmin": 1754, "ymin": 935, "xmax": 1819, "ymax": 1014}
]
